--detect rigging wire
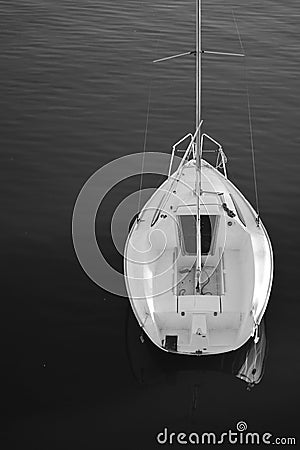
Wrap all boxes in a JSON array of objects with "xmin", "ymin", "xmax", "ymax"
[
  {"xmin": 232, "ymin": 11, "xmax": 260, "ymax": 225},
  {"xmin": 137, "ymin": 37, "xmax": 161, "ymax": 220},
  {"xmin": 137, "ymin": 77, "xmax": 153, "ymax": 219}
]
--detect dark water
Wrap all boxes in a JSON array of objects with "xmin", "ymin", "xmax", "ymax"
[{"xmin": 2, "ymin": 0, "xmax": 299, "ymax": 448}]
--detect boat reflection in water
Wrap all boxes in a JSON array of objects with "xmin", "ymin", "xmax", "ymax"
[{"xmin": 126, "ymin": 306, "xmax": 267, "ymax": 391}]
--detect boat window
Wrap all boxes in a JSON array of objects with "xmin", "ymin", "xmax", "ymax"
[{"xmin": 178, "ymin": 215, "xmax": 217, "ymax": 255}]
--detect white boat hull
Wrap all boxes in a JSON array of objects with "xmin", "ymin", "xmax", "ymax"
[{"xmin": 124, "ymin": 159, "xmax": 273, "ymax": 355}]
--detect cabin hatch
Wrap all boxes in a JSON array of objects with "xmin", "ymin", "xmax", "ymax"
[{"xmin": 178, "ymin": 214, "xmax": 218, "ymax": 255}]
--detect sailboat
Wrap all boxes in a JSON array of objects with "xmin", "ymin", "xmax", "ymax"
[{"xmin": 124, "ymin": 1, "xmax": 273, "ymax": 355}]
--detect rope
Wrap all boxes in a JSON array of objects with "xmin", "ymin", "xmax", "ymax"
[{"xmin": 232, "ymin": 11, "xmax": 260, "ymax": 224}]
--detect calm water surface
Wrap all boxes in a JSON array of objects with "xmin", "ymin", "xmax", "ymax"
[{"xmin": 2, "ymin": 0, "xmax": 299, "ymax": 448}]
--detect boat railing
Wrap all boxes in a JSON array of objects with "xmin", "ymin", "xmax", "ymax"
[
  {"xmin": 149, "ymin": 123, "xmax": 203, "ymax": 227},
  {"xmin": 150, "ymin": 123, "xmax": 228, "ymax": 227},
  {"xmin": 168, "ymin": 133, "xmax": 194, "ymax": 177},
  {"xmin": 168, "ymin": 128, "xmax": 228, "ymax": 179},
  {"xmin": 167, "ymin": 121, "xmax": 203, "ymax": 179},
  {"xmin": 200, "ymin": 133, "xmax": 228, "ymax": 178}
]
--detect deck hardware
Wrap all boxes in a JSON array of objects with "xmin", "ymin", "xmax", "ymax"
[{"xmin": 222, "ymin": 202, "xmax": 236, "ymax": 218}]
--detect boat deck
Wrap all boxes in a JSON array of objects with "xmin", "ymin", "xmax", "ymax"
[{"xmin": 125, "ymin": 160, "xmax": 272, "ymax": 355}]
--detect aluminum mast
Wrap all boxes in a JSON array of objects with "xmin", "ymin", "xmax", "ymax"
[{"xmin": 195, "ymin": 0, "xmax": 202, "ymax": 293}]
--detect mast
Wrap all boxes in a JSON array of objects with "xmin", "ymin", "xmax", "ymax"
[
  {"xmin": 196, "ymin": 0, "xmax": 201, "ymax": 160},
  {"xmin": 195, "ymin": 0, "xmax": 202, "ymax": 293}
]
